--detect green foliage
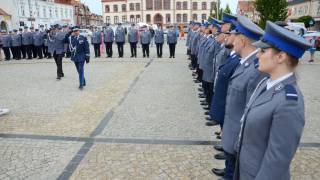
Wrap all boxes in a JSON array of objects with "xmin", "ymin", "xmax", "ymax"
[
  {"xmin": 255, "ymin": 0, "xmax": 288, "ymax": 28},
  {"xmin": 297, "ymin": 16, "xmax": 313, "ymax": 28},
  {"xmin": 224, "ymin": 4, "xmax": 231, "ymax": 14}
]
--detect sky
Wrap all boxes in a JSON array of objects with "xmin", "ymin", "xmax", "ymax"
[{"xmin": 81, "ymin": 0, "xmax": 238, "ymax": 16}]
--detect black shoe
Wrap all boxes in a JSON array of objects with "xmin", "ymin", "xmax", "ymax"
[
  {"xmin": 203, "ymin": 106, "xmax": 210, "ymax": 110},
  {"xmin": 79, "ymin": 85, "xmax": 83, "ymax": 90},
  {"xmin": 204, "ymin": 111, "xmax": 210, "ymax": 115},
  {"xmin": 200, "ymin": 102, "xmax": 208, "ymax": 106},
  {"xmin": 205, "ymin": 117, "xmax": 212, "ymax": 121},
  {"xmin": 194, "ymin": 80, "xmax": 201, "ymax": 83},
  {"xmin": 214, "ymin": 145, "xmax": 224, "ymax": 152},
  {"xmin": 206, "ymin": 121, "xmax": 218, "ymax": 126},
  {"xmin": 214, "ymin": 152, "xmax": 226, "ymax": 160},
  {"xmin": 199, "ymin": 94, "xmax": 206, "ymax": 99},
  {"xmin": 198, "ymin": 88, "xmax": 204, "ymax": 92},
  {"xmin": 173, "ymin": 56, "xmax": 175, "ymax": 58},
  {"xmin": 131, "ymin": 55, "xmax": 134, "ymax": 58},
  {"xmin": 215, "ymin": 131, "xmax": 221, "ymax": 136},
  {"xmin": 217, "ymin": 134, "xmax": 222, "ymax": 139},
  {"xmin": 309, "ymin": 59, "xmax": 314, "ymax": 62},
  {"xmin": 56, "ymin": 76, "xmax": 61, "ymax": 80},
  {"xmin": 143, "ymin": 55, "xmax": 146, "ymax": 58},
  {"xmin": 211, "ymin": 168, "xmax": 225, "ymax": 176}
]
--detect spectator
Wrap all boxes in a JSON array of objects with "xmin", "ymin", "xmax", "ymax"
[{"xmin": 309, "ymin": 36, "xmax": 317, "ymax": 62}]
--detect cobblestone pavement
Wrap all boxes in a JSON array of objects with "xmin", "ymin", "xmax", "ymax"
[{"xmin": 0, "ymin": 41, "xmax": 319, "ymax": 179}]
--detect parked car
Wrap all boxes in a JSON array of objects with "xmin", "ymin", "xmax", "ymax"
[{"xmin": 79, "ymin": 29, "xmax": 93, "ymax": 38}]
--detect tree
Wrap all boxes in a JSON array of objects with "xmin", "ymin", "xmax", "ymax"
[
  {"xmin": 255, "ymin": 0, "xmax": 288, "ymax": 28},
  {"xmin": 224, "ymin": 4, "xmax": 231, "ymax": 14},
  {"xmin": 208, "ymin": 7, "xmax": 215, "ymax": 21},
  {"xmin": 297, "ymin": 15, "xmax": 313, "ymax": 28}
]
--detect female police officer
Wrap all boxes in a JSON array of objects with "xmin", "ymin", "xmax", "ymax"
[
  {"xmin": 70, "ymin": 27, "xmax": 90, "ymax": 90},
  {"xmin": 235, "ymin": 21, "xmax": 310, "ymax": 180}
]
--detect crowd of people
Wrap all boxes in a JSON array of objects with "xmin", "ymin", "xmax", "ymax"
[{"xmin": 186, "ymin": 13, "xmax": 310, "ymax": 180}]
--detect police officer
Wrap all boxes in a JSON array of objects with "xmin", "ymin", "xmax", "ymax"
[
  {"xmin": 140, "ymin": 26, "xmax": 151, "ymax": 58},
  {"xmin": 47, "ymin": 27, "xmax": 55, "ymax": 59},
  {"xmin": 39, "ymin": 25, "xmax": 46, "ymax": 57},
  {"xmin": 33, "ymin": 29, "xmax": 44, "ymax": 59},
  {"xmin": 234, "ymin": 21, "xmax": 310, "ymax": 180},
  {"xmin": 30, "ymin": 27, "xmax": 37, "ymax": 58},
  {"xmin": 128, "ymin": 23, "xmax": 139, "ymax": 58},
  {"xmin": 70, "ymin": 27, "xmax": 90, "ymax": 90},
  {"xmin": 11, "ymin": 29, "xmax": 22, "ymax": 60},
  {"xmin": 154, "ymin": 24, "xmax": 164, "ymax": 58},
  {"xmin": 167, "ymin": 25, "xmax": 177, "ymax": 58},
  {"xmin": 115, "ymin": 23, "xmax": 125, "ymax": 58},
  {"xmin": 0, "ymin": 30, "xmax": 12, "ymax": 61},
  {"xmin": 211, "ymin": 15, "xmax": 266, "ymax": 180},
  {"xmin": 52, "ymin": 24, "xmax": 67, "ymax": 80},
  {"xmin": 22, "ymin": 27, "xmax": 33, "ymax": 59},
  {"xmin": 103, "ymin": 23, "xmax": 114, "ymax": 58},
  {"xmin": 91, "ymin": 27, "xmax": 102, "ymax": 58}
]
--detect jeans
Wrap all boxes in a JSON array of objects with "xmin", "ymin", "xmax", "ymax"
[{"xmin": 74, "ymin": 61, "xmax": 86, "ymax": 86}]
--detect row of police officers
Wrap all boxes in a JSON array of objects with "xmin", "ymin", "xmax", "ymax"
[
  {"xmin": 0, "ymin": 25, "xmax": 73, "ymax": 61},
  {"xmin": 91, "ymin": 23, "xmax": 178, "ymax": 59},
  {"xmin": 187, "ymin": 13, "xmax": 310, "ymax": 180}
]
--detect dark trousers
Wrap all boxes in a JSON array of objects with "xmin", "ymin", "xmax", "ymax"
[
  {"xmin": 205, "ymin": 82, "xmax": 213, "ymax": 105},
  {"xmin": 24, "ymin": 45, "xmax": 33, "ymax": 59},
  {"xmin": 74, "ymin": 61, "xmax": 86, "ymax": 86},
  {"xmin": 53, "ymin": 53, "xmax": 64, "ymax": 77},
  {"xmin": 168, "ymin": 43, "xmax": 176, "ymax": 58},
  {"xmin": 191, "ymin": 54, "xmax": 197, "ymax": 68},
  {"xmin": 224, "ymin": 152, "xmax": 236, "ymax": 180},
  {"xmin": 130, "ymin": 42, "xmax": 137, "ymax": 57},
  {"xmin": 116, "ymin": 42, "xmax": 124, "ymax": 57},
  {"xmin": 36, "ymin": 46, "xmax": 43, "ymax": 59},
  {"xmin": 156, "ymin": 43, "xmax": 163, "ymax": 57},
  {"xmin": 12, "ymin": 46, "xmax": 21, "ymax": 60},
  {"xmin": 93, "ymin": 43, "xmax": 101, "ymax": 57},
  {"xmin": 21, "ymin": 45, "xmax": 26, "ymax": 59},
  {"xmin": 42, "ymin": 45, "xmax": 46, "ymax": 57},
  {"xmin": 141, "ymin": 43, "xmax": 149, "ymax": 57},
  {"xmin": 105, "ymin": 42, "xmax": 113, "ymax": 57},
  {"xmin": 2, "ymin": 47, "xmax": 11, "ymax": 60},
  {"xmin": 32, "ymin": 44, "xmax": 37, "ymax": 58},
  {"xmin": 196, "ymin": 68, "xmax": 203, "ymax": 82}
]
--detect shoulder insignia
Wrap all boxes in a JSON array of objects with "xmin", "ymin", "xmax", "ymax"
[
  {"xmin": 284, "ymin": 84, "xmax": 298, "ymax": 101},
  {"xmin": 254, "ymin": 58, "xmax": 259, "ymax": 68},
  {"xmin": 244, "ymin": 62, "xmax": 250, "ymax": 67}
]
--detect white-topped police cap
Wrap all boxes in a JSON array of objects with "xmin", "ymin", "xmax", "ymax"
[
  {"xmin": 252, "ymin": 21, "xmax": 311, "ymax": 59},
  {"xmin": 236, "ymin": 15, "xmax": 264, "ymax": 41},
  {"xmin": 72, "ymin": 26, "xmax": 80, "ymax": 31},
  {"xmin": 1, "ymin": 29, "xmax": 6, "ymax": 33}
]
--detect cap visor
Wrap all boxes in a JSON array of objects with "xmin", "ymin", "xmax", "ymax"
[{"xmin": 252, "ymin": 40, "xmax": 272, "ymax": 49}]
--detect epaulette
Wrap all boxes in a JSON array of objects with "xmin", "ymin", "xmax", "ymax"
[{"xmin": 284, "ymin": 84, "xmax": 298, "ymax": 101}]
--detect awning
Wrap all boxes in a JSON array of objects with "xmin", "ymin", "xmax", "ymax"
[{"xmin": 0, "ymin": 8, "xmax": 11, "ymax": 16}]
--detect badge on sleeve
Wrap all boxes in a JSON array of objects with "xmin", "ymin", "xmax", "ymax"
[{"xmin": 285, "ymin": 84, "xmax": 298, "ymax": 101}]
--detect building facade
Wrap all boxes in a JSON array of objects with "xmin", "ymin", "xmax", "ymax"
[
  {"xmin": 0, "ymin": 8, "xmax": 12, "ymax": 31},
  {"xmin": 0, "ymin": 0, "xmax": 74, "ymax": 29},
  {"xmin": 287, "ymin": 0, "xmax": 320, "ymax": 30},
  {"xmin": 102, "ymin": 0, "xmax": 217, "ymax": 27}
]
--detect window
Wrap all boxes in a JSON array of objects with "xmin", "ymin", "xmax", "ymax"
[
  {"xmin": 192, "ymin": 14, "xmax": 197, "ymax": 20},
  {"xmin": 146, "ymin": 0, "xmax": 153, "ymax": 10},
  {"xmin": 114, "ymin": 5, "xmax": 118, "ymax": 12},
  {"xmin": 136, "ymin": 3, "xmax": 140, "ymax": 11},
  {"xmin": 154, "ymin": 0, "xmax": 162, "ymax": 10},
  {"xmin": 202, "ymin": 2, "xmax": 207, "ymax": 10},
  {"xmin": 164, "ymin": 0, "xmax": 170, "ymax": 10},
  {"xmin": 193, "ymin": 2, "xmax": 197, "ymax": 10},
  {"xmin": 166, "ymin": 14, "xmax": 171, "ymax": 23},
  {"xmin": 55, "ymin": 7, "xmax": 58, "ymax": 17},
  {"xmin": 21, "ymin": 6, "xmax": 25, "ymax": 16},
  {"xmin": 130, "ymin": 15, "xmax": 135, "ymax": 22},
  {"xmin": 122, "ymin": 4, "xmax": 126, "ymax": 12},
  {"xmin": 122, "ymin": 15, "xmax": 126, "ymax": 22},
  {"xmin": 65, "ymin": 9, "xmax": 68, "ymax": 18},
  {"xmin": 202, "ymin": 14, "xmax": 206, "ymax": 20},
  {"xmin": 42, "ymin": 7, "xmax": 46, "ymax": 17},
  {"xmin": 183, "ymin": 13, "xmax": 187, "ymax": 22},
  {"xmin": 210, "ymin": 2, "xmax": 216, "ymax": 9},
  {"xmin": 136, "ymin": 15, "xmax": 141, "ymax": 22},
  {"xmin": 106, "ymin": 16, "xmax": 111, "ymax": 23},
  {"xmin": 49, "ymin": 7, "xmax": 52, "ymax": 18},
  {"xmin": 114, "ymin": 16, "xmax": 119, "ymax": 23},
  {"xmin": 61, "ymin": 8, "xmax": 63, "ymax": 18},
  {"xmin": 129, "ymin": 3, "xmax": 134, "ymax": 11},
  {"xmin": 183, "ymin": 1, "xmax": 188, "ymax": 10},
  {"xmin": 176, "ymin": 2, "xmax": 181, "ymax": 10},
  {"xmin": 146, "ymin": 14, "xmax": 151, "ymax": 23},
  {"xmin": 176, "ymin": 14, "xmax": 181, "ymax": 22}
]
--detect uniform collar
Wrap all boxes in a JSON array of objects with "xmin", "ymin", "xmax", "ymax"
[
  {"xmin": 240, "ymin": 49, "xmax": 259, "ymax": 64},
  {"xmin": 266, "ymin": 73, "xmax": 294, "ymax": 90}
]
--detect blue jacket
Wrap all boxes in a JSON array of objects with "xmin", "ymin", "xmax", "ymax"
[
  {"xmin": 91, "ymin": 31, "xmax": 102, "ymax": 44},
  {"xmin": 209, "ymin": 52, "xmax": 240, "ymax": 125},
  {"xmin": 167, "ymin": 29, "xmax": 177, "ymax": 44},
  {"xmin": 140, "ymin": 30, "xmax": 151, "ymax": 44},
  {"xmin": 53, "ymin": 31, "xmax": 67, "ymax": 54},
  {"xmin": 33, "ymin": 32, "xmax": 44, "ymax": 46},
  {"xmin": 1, "ymin": 35, "xmax": 12, "ymax": 47},
  {"xmin": 22, "ymin": 32, "xmax": 33, "ymax": 45},
  {"xmin": 154, "ymin": 29, "xmax": 164, "ymax": 44},
  {"xmin": 115, "ymin": 26, "xmax": 125, "ymax": 43},
  {"xmin": 103, "ymin": 27, "xmax": 114, "ymax": 42},
  {"xmin": 11, "ymin": 34, "xmax": 21, "ymax": 47},
  {"xmin": 70, "ymin": 35, "xmax": 90, "ymax": 62}
]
